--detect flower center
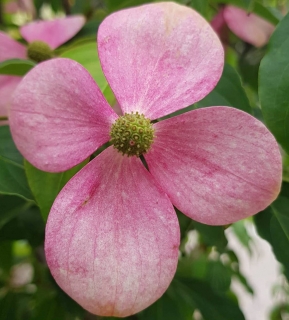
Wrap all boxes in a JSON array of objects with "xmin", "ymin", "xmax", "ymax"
[
  {"xmin": 110, "ymin": 112, "xmax": 155, "ymax": 157},
  {"xmin": 27, "ymin": 41, "xmax": 54, "ymax": 63}
]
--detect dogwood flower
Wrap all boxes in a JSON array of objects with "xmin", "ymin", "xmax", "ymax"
[
  {"xmin": 0, "ymin": 15, "xmax": 85, "ymax": 119},
  {"xmin": 211, "ymin": 5, "xmax": 275, "ymax": 47},
  {"xmin": 9, "ymin": 2, "xmax": 282, "ymax": 317}
]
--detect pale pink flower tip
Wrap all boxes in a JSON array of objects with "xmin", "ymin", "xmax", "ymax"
[
  {"xmin": 9, "ymin": 2, "xmax": 282, "ymax": 317},
  {"xmin": 20, "ymin": 15, "xmax": 86, "ymax": 49},
  {"xmin": 222, "ymin": 5, "xmax": 275, "ymax": 47}
]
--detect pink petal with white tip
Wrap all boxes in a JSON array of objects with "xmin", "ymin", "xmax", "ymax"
[
  {"xmin": 9, "ymin": 58, "xmax": 117, "ymax": 172},
  {"xmin": 0, "ymin": 31, "xmax": 27, "ymax": 61},
  {"xmin": 145, "ymin": 107, "xmax": 282, "ymax": 225},
  {"xmin": 20, "ymin": 15, "xmax": 85, "ymax": 49},
  {"xmin": 223, "ymin": 6, "xmax": 275, "ymax": 47},
  {"xmin": 45, "ymin": 146, "xmax": 180, "ymax": 317},
  {"xmin": 0, "ymin": 76, "xmax": 22, "ymax": 117},
  {"xmin": 98, "ymin": 2, "xmax": 224, "ymax": 120}
]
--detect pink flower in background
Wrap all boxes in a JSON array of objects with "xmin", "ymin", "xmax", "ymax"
[
  {"xmin": 9, "ymin": 2, "xmax": 282, "ymax": 317},
  {"xmin": 5, "ymin": 0, "xmax": 35, "ymax": 17},
  {"xmin": 0, "ymin": 15, "xmax": 85, "ymax": 119},
  {"xmin": 211, "ymin": 5, "xmax": 275, "ymax": 47}
]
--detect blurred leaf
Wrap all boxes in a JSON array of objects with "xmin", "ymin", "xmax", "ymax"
[
  {"xmin": 193, "ymin": 221, "xmax": 228, "ymax": 251},
  {"xmin": 188, "ymin": 0, "xmax": 208, "ymax": 16},
  {"xmin": 174, "ymin": 278, "xmax": 245, "ymax": 320},
  {"xmin": 0, "ymin": 59, "xmax": 35, "ymax": 76},
  {"xmin": 206, "ymin": 261, "xmax": 232, "ymax": 292},
  {"xmin": 0, "ymin": 126, "xmax": 33, "ymax": 200},
  {"xmin": 60, "ymin": 41, "xmax": 107, "ymax": 91},
  {"xmin": 139, "ymin": 287, "xmax": 193, "ymax": 320},
  {"xmin": 177, "ymin": 255, "xmax": 208, "ymax": 279},
  {"xmin": 259, "ymin": 12, "xmax": 289, "ymax": 154},
  {"xmin": 231, "ymin": 220, "xmax": 252, "ymax": 253},
  {"xmin": 197, "ymin": 64, "xmax": 251, "ymax": 113},
  {"xmin": 25, "ymin": 160, "xmax": 88, "ymax": 221},
  {"xmin": 0, "ymin": 195, "xmax": 30, "ymax": 228},
  {"xmin": 104, "ymin": 0, "xmax": 149, "ymax": 12},
  {"xmin": 0, "ymin": 292, "xmax": 17, "ymax": 320},
  {"xmin": 239, "ymin": 46, "xmax": 266, "ymax": 91},
  {"xmin": 254, "ymin": 182, "xmax": 289, "ymax": 279},
  {"xmin": 0, "ymin": 241, "xmax": 12, "ymax": 275},
  {"xmin": 0, "ymin": 206, "xmax": 44, "ymax": 247}
]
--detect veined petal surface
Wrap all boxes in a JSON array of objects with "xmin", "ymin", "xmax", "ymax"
[
  {"xmin": 0, "ymin": 31, "xmax": 27, "ymax": 61},
  {"xmin": 145, "ymin": 107, "xmax": 282, "ymax": 225},
  {"xmin": 0, "ymin": 76, "xmax": 22, "ymax": 117},
  {"xmin": 223, "ymin": 6, "xmax": 275, "ymax": 47},
  {"xmin": 20, "ymin": 15, "xmax": 85, "ymax": 49},
  {"xmin": 45, "ymin": 146, "xmax": 180, "ymax": 317},
  {"xmin": 9, "ymin": 58, "xmax": 117, "ymax": 172},
  {"xmin": 98, "ymin": 2, "xmax": 223, "ymax": 120}
]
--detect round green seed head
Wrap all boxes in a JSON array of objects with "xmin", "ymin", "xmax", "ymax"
[
  {"xmin": 110, "ymin": 112, "xmax": 155, "ymax": 157},
  {"xmin": 27, "ymin": 41, "xmax": 54, "ymax": 63}
]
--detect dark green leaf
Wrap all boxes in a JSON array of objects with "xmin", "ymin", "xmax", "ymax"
[
  {"xmin": 0, "ymin": 126, "xmax": 33, "ymax": 200},
  {"xmin": 259, "ymin": 12, "xmax": 289, "ymax": 154},
  {"xmin": 254, "ymin": 182, "xmax": 289, "ymax": 279},
  {"xmin": 193, "ymin": 221, "xmax": 228, "ymax": 251},
  {"xmin": 25, "ymin": 159, "xmax": 88, "ymax": 221},
  {"xmin": 0, "ymin": 195, "xmax": 30, "ymax": 228},
  {"xmin": 174, "ymin": 278, "xmax": 245, "ymax": 320},
  {"xmin": 139, "ymin": 287, "xmax": 193, "ymax": 320},
  {"xmin": 0, "ymin": 59, "xmax": 35, "ymax": 76},
  {"xmin": 197, "ymin": 64, "xmax": 251, "ymax": 113}
]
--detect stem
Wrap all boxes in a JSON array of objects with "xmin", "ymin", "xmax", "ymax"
[{"xmin": 0, "ymin": 116, "xmax": 8, "ymax": 121}]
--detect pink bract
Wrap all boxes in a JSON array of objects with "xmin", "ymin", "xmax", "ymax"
[
  {"xmin": 9, "ymin": 2, "xmax": 282, "ymax": 318},
  {"xmin": 20, "ymin": 15, "xmax": 86, "ymax": 50},
  {"xmin": 0, "ymin": 32, "xmax": 26, "ymax": 121},
  {"xmin": 212, "ymin": 5, "xmax": 275, "ymax": 47},
  {"xmin": 0, "ymin": 16, "xmax": 85, "ymax": 120}
]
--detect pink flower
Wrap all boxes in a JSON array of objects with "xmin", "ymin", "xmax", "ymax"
[
  {"xmin": 9, "ymin": 2, "xmax": 282, "ymax": 317},
  {"xmin": 0, "ymin": 15, "xmax": 85, "ymax": 119},
  {"xmin": 211, "ymin": 5, "xmax": 275, "ymax": 47}
]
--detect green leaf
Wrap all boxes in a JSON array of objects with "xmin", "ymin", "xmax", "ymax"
[
  {"xmin": 0, "ymin": 126, "xmax": 33, "ymax": 200},
  {"xmin": 259, "ymin": 12, "xmax": 289, "ymax": 154},
  {"xmin": 174, "ymin": 278, "xmax": 245, "ymax": 320},
  {"xmin": 25, "ymin": 160, "xmax": 88, "ymax": 221},
  {"xmin": 0, "ymin": 206, "xmax": 45, "ymax": 247},
  {"xmin": 189, "ymin": 0, "xmax": 208, "ymax": 17},
  {"xmin": 197, "ymin": 64, "xmax": 251, "ymax": 114},
  {"xmin": 0, "ymin": 59, "xmax": 35, "ymax": 76},
  {"xmin": 139, "ymin": 287, "xmax": 193, "ymax": 320},
  {"xmin": 193, "ymin": 221, "xmax": 228, "ymax": 252},
  {"xmin": 231, "ymin": 220, "xmax": 252, "ymax": 253},
  {"xmin": 0, "ymin": 195, "xmax": 30, "ymax": 228},
  {"xmin": 254, "ymin": 182, "xmax": 289, "ymax": 279},
  {"xmin": 60, "ymin": 42, "xmax": 108, "ymax": 91}
]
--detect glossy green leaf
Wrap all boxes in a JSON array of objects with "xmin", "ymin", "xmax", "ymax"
[
  {"xmin": 197, "ymin": 64, "xmax": 251, "ymax": 114},
  {"xmin": 174, "ymin": 278, "xmax": 245, "ymax": 320},
  {"xmin": 25, "ymin": 159, "xmax": 88, "ymax": 221},
  {"xmin": 254, "ymin": 182, "xmax": 289, "ymax": 279},
  {"xmin": 0, "ymin": 59, "xmax": 35, "ymax": 76},
  {"xmin": 0, "ymin": 126, "xmax": 33, "ymax": 200},
  {"xmin": 259, "ymin": 12, "xmax": 289, "ymax": 154},
  {"xmin": 60, "ymin": 42, "xmax": 107, "ymax": 91}
]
